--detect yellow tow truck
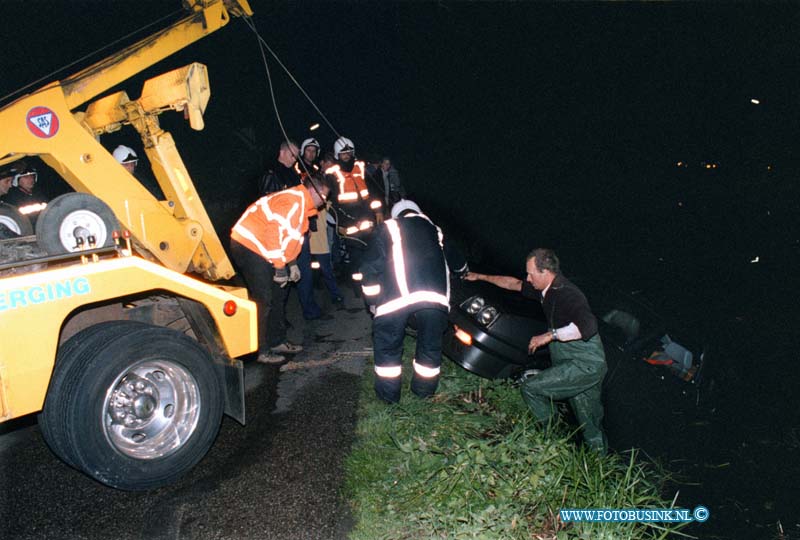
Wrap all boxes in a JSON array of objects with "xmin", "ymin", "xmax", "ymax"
[{"xmin": 0, "ymin": 0, "xmax": 258, "ymax": 490}]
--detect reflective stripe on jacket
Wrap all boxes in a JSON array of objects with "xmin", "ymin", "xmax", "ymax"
[
  {"xmin": 294, "ymin": 161, "xmax": 319, "ymax": 181},
  {"xmin": 231, "ymin": 186, "xmax": 317, "ymax": 268},
  {"xmin": 359, "ymin": 212, "xmax": 452, "ymax": 318},
  {"xmin": 325, "ymin": 161, "xmax": 369, "ymax": 203}
]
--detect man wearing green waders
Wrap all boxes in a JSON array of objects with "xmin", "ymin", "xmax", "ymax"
[{"xmin": 465, "ymin": 248, "xmax": 607, "ymax": 454}]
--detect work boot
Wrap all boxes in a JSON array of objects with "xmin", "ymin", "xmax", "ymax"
[
  {"xmin": 270, "ymin": 342, "xmax": 303, "ymax": 354},
  {"xmin": 374, "ymin": 381, "xmax": 401, "ymax": 404},
  {"xmin": 410, "ymin": 375, "xmax": 439, "ymax": 399},
  {"xmin": 257, "ymin": 352, "xmax": 286, "ymax": 364}
]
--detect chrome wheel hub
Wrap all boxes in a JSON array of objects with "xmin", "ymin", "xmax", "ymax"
[{"xmin": 103, "ymin": 360, "xmax": 200, "ymax": 460}]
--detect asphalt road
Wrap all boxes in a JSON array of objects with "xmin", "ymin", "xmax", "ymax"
[{"xmin": 0, "ymin": 286, "xmax": 373, "ymax": 540}]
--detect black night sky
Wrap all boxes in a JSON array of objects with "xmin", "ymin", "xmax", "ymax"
[{"xmin": 2, "ymin": 2, "xmax": 799, "ymax": 537}]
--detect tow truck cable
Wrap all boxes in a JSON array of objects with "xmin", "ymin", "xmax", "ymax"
[{"xmin": 241, "ymin": 15, "xmax": 385, "ymax": 198}]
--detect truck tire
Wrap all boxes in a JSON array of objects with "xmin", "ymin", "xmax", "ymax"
[
  {"xmin": 35, "ymin": 193, "xmax": 119, "ymax": 255},
  {"xmin": 40, "ymin": 321, "xmax": 136, "ymax": 468},
  {"xmin": 0, "ymin": 203, "xmax": 33, "ymax": 237},
  {"xmin": 41, "ymin": 321, "xmax": 223, "ymax": 490}
]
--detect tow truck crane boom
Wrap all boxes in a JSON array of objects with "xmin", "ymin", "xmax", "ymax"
[
  {"xmin": 0, "ymin": 0, "xmax": 253, "ymax": 280},
  {"xmin": 61, "ymin": 1, "xmax": 253, "ymax": 111}
]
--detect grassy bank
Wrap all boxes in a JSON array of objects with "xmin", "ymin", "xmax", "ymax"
[{"xmin": 343, "ymin": 338, "xmax": 682, "ymax": 540}]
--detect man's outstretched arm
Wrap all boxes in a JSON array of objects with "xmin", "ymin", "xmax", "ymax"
[{"xmin": 463, "ymin": 271, "xmax": 523, "ymax": 291}]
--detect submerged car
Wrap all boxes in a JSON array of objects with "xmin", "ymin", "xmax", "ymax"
[
  {"xmin": 443, "ymin": 276, "xmax": 708, "ymax": 397},
  {"xmin": 444, "ymin": 278, "xmax": 551, "ymax": 380}
]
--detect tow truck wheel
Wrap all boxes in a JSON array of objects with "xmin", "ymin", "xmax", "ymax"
[
  {"xmin": 41, "ymin": 321, "xmax": 223, "ymax": 490},
  {"xmin": 40, "ymin": 321, "xmax": 136, "ymax": 468},
  {"xmin": 0, "ymin": 203, "xmax": 33, "ymax": 238},
  {"xmin": 35, "ymin": 193, "xmax": 119, "ymax": 255}
]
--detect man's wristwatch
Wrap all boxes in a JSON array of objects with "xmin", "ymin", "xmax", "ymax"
[{"xmin": 550, "ymin": 328, "xmax": 559, "ymax": 341}]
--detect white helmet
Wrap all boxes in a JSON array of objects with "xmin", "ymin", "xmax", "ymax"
[
  {"xmin": 300, "ymin": 138, "xmax": 320, "ymax": 155},
  {"xmin": 333, "ymin": 137, "xmax": 355, "ymax": 159},
  {"xmin": 10, "ymin": 163, "xmax": 37, "ymax": 187},
  {"xmin": 112, "ymin": 145, "xmax": 138, "ymax": 164},
  {"xmin": 390, "ymin": 199, "xmax": 422, "ymax": 219}
]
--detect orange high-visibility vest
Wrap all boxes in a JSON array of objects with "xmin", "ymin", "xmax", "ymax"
[
  {"xmin": 231, "ymin": 186, "xmax": 317, "ymax": 268},
  {"xmin": 325, "ymin": 161, "xmax": 369, "ymax": 203}
]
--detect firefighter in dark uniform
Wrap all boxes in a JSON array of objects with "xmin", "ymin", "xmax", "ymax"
[
  {"xmin": 325, "ymin": 137, "xmax": 383, "ymax": 287},
  {"xmin": 4, "ymin": 162, "xmax": 48, "ymax": 224},
  {"xmin": 294, "ymin": 138, "xmax": 320, "ymax": 179},
  {"xmin": 360, "ymin": 199, "xmax": 468, "ymax": 403},
  {"xmin": 465, "ymin": 249, "xmax": 608, "ymax": 453}
]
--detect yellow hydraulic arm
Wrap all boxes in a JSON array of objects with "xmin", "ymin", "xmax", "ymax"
[
  {"xmin": 61, "ymin": 0, "xmax": 252, "ymax": 110},
  {"xmin": 0, "ymin": 0, "xmax": 253, "ymax": 280}
]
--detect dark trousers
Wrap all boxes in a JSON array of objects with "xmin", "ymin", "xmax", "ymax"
[
  {"xmin": 345, "ymin": 238, "xmax": 366, "ymax": 281},
  {"xmin": 372, "ymin": 307, "xmax": 448, "ymax": 403},
  {"xmin": 296, "ymin": 237, "xmax": 322, "ymax": 319},
  {"xmin": 327, "ymin": 224, "xmax": 342, "ymax": 266},
  {"xmin": 230, "ymin": 240, "xmax": 288, "ymax": 353},
  {"xmin": 313, "ymin": 252, "xmax": 343, "ymax": 302}
]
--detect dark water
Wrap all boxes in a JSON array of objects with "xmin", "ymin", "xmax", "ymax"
[{"xmin": 400, "ymin": 156, "xmax": 800, "ymax": 539}]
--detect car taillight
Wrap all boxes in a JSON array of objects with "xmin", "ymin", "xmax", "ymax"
[{"xmin": 454, "ymin": 325, "xmax": 472, "ymax": 346}]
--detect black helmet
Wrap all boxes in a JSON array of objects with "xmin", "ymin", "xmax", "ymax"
[{"xmin": 0, "ymin": 165, "xmax": 19, "ymax": 180}]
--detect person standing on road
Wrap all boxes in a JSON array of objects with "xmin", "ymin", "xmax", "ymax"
[
  {"xmin": 376, "ymin": 157, "xmax": 405, "ymax": 207},
  {"xmin": 325, "ymin": 137, "xmax": 383, "ymax": 289},
  {"xmin": 464, "ymin": 248, "xmax": 608, "ymax": 454},
  {"xmin": 360, "ymin": 199, "xmax": 467, "ymax": 403},
  {"xmin": 259, "ymin": 139, "xmax": 324, "ymax": 320},
  {"xmin": 319, "ymin": 152, "xmax": 343, "ymax": 268},
  {"xmin": 309, "ymin": 201, "xmax": 345, "ymax": 306},
  {"xmin": 293, "ymin": 137, "xmax": 325, "ymax": 320},
  {"xmin": 230, "ymin": 176, "xmax": 329, "ymax": 363},
  {"xmin": 294, "ymin": 138, "xmax": 321, "ymax": 179},
  {"xmin": 259, "ymin": 140, "xmax": 300, "ymax": 196}
]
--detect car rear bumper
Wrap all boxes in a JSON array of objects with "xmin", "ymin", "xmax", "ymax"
[{"xmin": 444, "ymin": 308, "xmax": 547, "ymax": 380}]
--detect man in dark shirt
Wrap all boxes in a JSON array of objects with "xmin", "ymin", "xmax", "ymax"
[
  {"xmin": 257, "ymin": 139, "xmax": 324, "ymax": 319},
  {"xmin": 464, "ymin": 248, "xmax": 607, "ymax": 453},
  {"xmin": 259, "ymin": 141, "xmax": 300, "ymax": 195}
]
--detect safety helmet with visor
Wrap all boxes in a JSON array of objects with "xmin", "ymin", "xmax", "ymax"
[
  {"xmin": 390, "ymin": 199, "xmax": 422, "ymax": 219},
  {"xmin": 300, "ymin": 138, "xmax": 320, "ymax": 155},
  {"xmin": 11, "ymin": 163, "xmax": 37, "ymax": 188},
  {"xmin": 333, "ymin": 137, "xmax": 355, "ymax": 160},
  {"xmin": 112, "ymin": 145, "xmax": 138, "ymax": 165}
]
